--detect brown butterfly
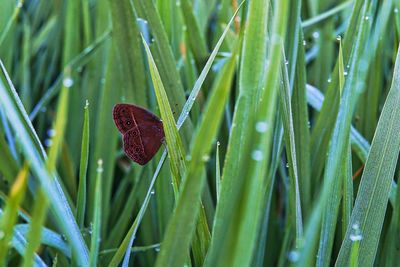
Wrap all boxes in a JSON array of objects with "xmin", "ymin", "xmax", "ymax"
[{"xmin": 113, "ymin": 103, "xmax": 164, "ymax": 165}]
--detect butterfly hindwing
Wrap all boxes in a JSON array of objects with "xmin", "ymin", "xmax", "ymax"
[{"xmin": 123, "ymin": 127, "xmax": 147, "ymax": 165}]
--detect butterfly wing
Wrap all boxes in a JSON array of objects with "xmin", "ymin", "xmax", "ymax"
[
  {"xmin": 115, "ymin": 103, "xmax": 165, "ymax": 165},
  {"xmin": 123, "ymin": 128, "xmax": 147, "ymax": 165},
  {"xmin": 113, "ymin": 104, "xmax": 136, "ymax": 134},
  {"xmin": 137, "ymin": 119, "xmax": 164, "ymax": 162}
]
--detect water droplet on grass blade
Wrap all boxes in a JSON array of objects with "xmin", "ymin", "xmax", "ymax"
[
  {"xmin": 256, "ymin": 121, "xmax": 268, "ymax": 133},
  {"xmin": 63, "ymin": 77, "xmax": 74, "ymax": 88},
  {"xmin": 251, "ymin": 150, "xmax": 263, "ymax": 161},
  {"xmin": 288, "ymin": 250, "xmax": 300, "ymax": 262}
]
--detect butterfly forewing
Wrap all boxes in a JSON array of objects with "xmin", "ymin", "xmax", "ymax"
[{"xmin": 113, "ymin": 103, "xmax": 164, "ymax": 165}]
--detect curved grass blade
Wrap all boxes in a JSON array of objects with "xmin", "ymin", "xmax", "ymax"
[
  {"xmin": 0, "ymin": 163, "xmax": 28, "ymax": 265},
  {"xmin": 335, "ymin": 42, "xmax": 400, "ymax": 267},
  {"xmin": 108, "ymin": 0, "xmax": 148, "ymax": 105},
  {"xmin": 0, "ymin": 0, "xmax": 23, "ymax": 47},
  {"xmin": 155, "ymin": 26, "xmax": 240, "ymax": 267},
  {"xmin": 10, "ymin": 223, "xmax": 46, "ymax": 267},
  {"xmin": 0, "ymin": 62, "xmax": 89, "ymax": 266},
  {"xmin": 142, "ymin": 36, "xmax": 187, "ymax": 187},
  {"xmin": 77, "ymin": 100, "xmax": 90, "ymax": 228},
  {"xmin": 89, "ymin": 160, "xmax": 103, "ymax": 267},
  {"xmin": 180, "ymin": 0, "xmax": 208, "ymax": 65},
  {"xmin": 108, "ymin": 3, "xmax": 242, "ymax": 264},
  {"xmin": 279, "ymin": 49, "xmax": 304, "ymax": 246},
  {"xmin": 15, "ymin": 224, "xmax": 71, "ymax": 257},
  {"xmin": 296, "ymin": 1, "xmax": 379, "ymax": 264},
  {"xmin": 22, "ymin": 188, "xmax": 48, "ymax": 267},
  {"xmin": 29, "ymin": 30, "xmax": 110, "ymax": 120}
]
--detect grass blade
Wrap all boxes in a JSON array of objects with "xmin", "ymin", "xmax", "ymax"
[
  {"xmin": 155, "ymin": 27, "xmax": 240, "ymax": 267},
  {"xmin": 336, "ymin": 42, "xmax": 400, "ymax": 267},
  {"xmin": 89, "ymin": 160, "xmax": 103, "ymax": 267},
  {"xmin": 0, "ymin": 163, "xmax": 28, "ymax": 265}
]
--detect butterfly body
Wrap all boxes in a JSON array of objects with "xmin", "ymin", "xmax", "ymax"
[{"xmin": 113, "ymin": 103, "xmax": 164, "ymax": 165}]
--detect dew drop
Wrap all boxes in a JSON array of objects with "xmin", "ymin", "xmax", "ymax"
[
  {"xmin": 155, "ymin": 247, "xmax": 160, "ymax": 252},
  {"xmin": 364, "ymin": 16, "xmax": 369, "ymax": 21},
  {"xmin": 336, "ymin": 35, "xmax": 342, "ymax": 41},
  {"xmin": 97, "ymin": 159, "xmax": 103, "ymax": 172},
  {"xmin": 151, "ymin": 190, "xmax": 155, "ymax": 195},
  {"xmin": 312, "ymin": 31, "xmax": 320, "ymax": 39},
  {"xmin": 343, "ymin": 71, "xmax": 348, "ymax": 76},
  {"xmin": 85, "ymin": 100, "xmax": 89, "ymax": 109},
  {"xmin": 47, "ymin": 128, "xmax": 56, "ymax": 137},
  {"xmin": 350, "ymin": 233, "xmax": 363, "ymax": 241},
  {"xmin": 349, "ymin": 223, "xmax": 362, "ymax": 241},
  {"xmin": 394, "ymin": 8, "xmax": 398, "ymax": 13},
  {"xmin": 202, "ymin": 155, "xmax": 210, "ymax": 162},
  {"xmin": 251, "ymin": 150, "xmax": 263, "ymax": 161},
  {"xmin": 288, "ymin": 250, "xmax": 300, "ymax": 262},
  {"xmin": 255, "ymin": 121, "xmax": 268, "ymax": 133},
  {"xmin": 44, "ymin": 139, "xmax": 53, "ymax": 147},
  {"xmin": 302, "ymin": 40, "xmax": 307, "ymax": 46},
  {"xmin": 327, "ymin": 77, "xmax": 332, "ymax": 83},
  {"xmin": 271, "ymin": 33, "xmax": 281, "ymax": 44},
  {"xmin": 88, "ymin": 223, "xmax": 93, "ymax": 235},
  {"xmin": 63, "ymin": 77, "xmax": 74, "ymax": 88}
]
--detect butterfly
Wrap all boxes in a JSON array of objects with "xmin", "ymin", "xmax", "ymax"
[{"xmin": 113, "ymin": 103, "xmax": 165, "ymax": 165}]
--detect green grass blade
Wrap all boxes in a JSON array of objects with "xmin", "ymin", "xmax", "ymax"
[
  {"xmin": 0, "ymin": 163, "xmax": 28, "ymax": 265},
  {"xmin": 280, "ymin": 49, "xmax": 304, "ymax": 246},
  {"xmin": 204, "ymin": 0, "xmax": 270, "ymax": 264},
  {"xmin": 335, "ymin": 42, "xmax": 400, "ymax": 267},
  {"xmin": 108, "ymin": 0, "xmax": 148, "ymax": 105},
  {"xmin": 0, "ymin": 128, "xmax": 19, "ymax": 185},
  {"xmin": 133, "ymin": 0, "xmax": 193, "ymax": 144},
  {"xmin": 205, "ymin": 0, "xmax": 288, "ymax": 265},
  {"xmin": 142, "ymin": 36, "xmax": 187, "ymax": 186},
  {"xmin": 0, "ymin": 0, "xmax": 23, "ymax": 47},
  {"xmin": 22, "ymin": 189, "xmax": 49, "ymax": 267},
  {"xmin": 89, "ymin": 160, "xmax": 103, "ymax": 267},
  {"xmin": 29, "ymin": 29, "xmax": 110, "ymax": 120},
  {"xmin": 108, "ymin": 152, "xmax": 167, "ymax": 267},
  {"xmin": 180, "ymin": 0, "xmax": 208, "ymax": 65},
  {"xmin": 77, "ymin": 100, "xmax": 90, "ymax": 228},
  {"xmin": 216, "ymin": 141, "xmax": 221, "ymax": 202},
  {"xmin": 155, "ymin": 27, "xmax": 240, "ymax": 267},
  {"xmin": 9, "ymin": 222, "xmax": 47, "ymax": 267},
  {"xmin": 0, "ymin": 62, "xmax": 89, "ymax": 265},
  {"xmin": 315, "ymin": 38, "xmax": 347, "ymax": 265},
  {"xmin": 109, "ymin": 6, "xmax": 242, "ymax": 264},
  {"xmin": 14, "ymin": 224, "xmax": 71, "ymax": 257},
  {"xmin": 292, "ymin": 27, "xmax": 311, "ymax": 213},
  {"xmin": 301, "ymin": 0, "xmax": 354, "ymax": 28}
]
